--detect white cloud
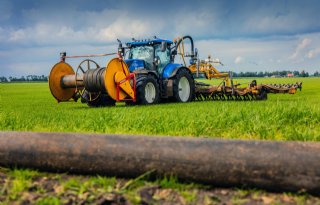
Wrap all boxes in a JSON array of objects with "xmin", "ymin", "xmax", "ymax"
[
  {"xmin": 307, "ymin": 48, "xmax": 320, "ymax": 59},
  {"xmin": 0, "ymin": 44, "xmax": 118, "ymax": 77},
  {"xmin": 8, "ymin": 29, "xmax": 26, "ymax": 42},
  {"xmin": 2, "ymin": 31, "xmax": 320, "ymax": 77},
  {"xmin": 194, "ymin": 33, "xmax": 320, "ymax": 73},
  {"xmin": 289, "ymin": 38, "xmax": 312, "ymax": 60},
  {"xmin": 235, "ymin": 56, "xmax": 245, "ymax": 64},
  {"xmin": 0, "ymin": 0, "xmax": 12, "ymax": 21},
  {"xmin": 1, "ymin": 12, "xmax": 164, "ymax": 46},
  {"xmin": 0, "ymin": 27, "xmax": 4, "ymax": 41},
  {"xmin": 172, "ymin": 9, "xmax": 219, "ymax": 36},
  {"xmin": 1, "ymin": 1, "xmax": 320, "ymax": 77},
  {"xmin": 98, "ymin": 19, "xmax": 154, "ymax": 41},
  {"xmin": 6, "ymin": 62, "xmax": 49, "ymax": 77}
]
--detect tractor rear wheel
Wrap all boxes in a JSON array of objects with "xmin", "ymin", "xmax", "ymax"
[
  {"xmin": 135, "ymin": 75, "xmax": 160, "ymax": 105},
  {"xmin": 173, "ymin": 68, "xmax": 195, "ymax": 102}
]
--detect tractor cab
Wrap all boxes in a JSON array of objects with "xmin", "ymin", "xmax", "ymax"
[{"xmin": 125, "ymin": 38, "xmax": 173, "ymax": 75}]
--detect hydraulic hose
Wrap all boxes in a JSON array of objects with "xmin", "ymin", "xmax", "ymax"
[{"xmin": 172, "ymin": 35, "xmax": 195, "ymax": 63}]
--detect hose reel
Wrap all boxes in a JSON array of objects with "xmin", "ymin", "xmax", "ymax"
[
  {"xmin": 77, "ymin": 59, "xmax": 101, "ymax": 102},
  {"xmin": 48, "ymin": 57, "xmax": 136, "ymax": 103}
]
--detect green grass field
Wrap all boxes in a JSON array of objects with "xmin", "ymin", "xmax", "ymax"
[
  {"xmin": 0, "ymin": 77, "xmax": 320, "ymax": 204},
  {"xmin": 1, "ymin": 77, "xmax": 319, "ymax": 141}
]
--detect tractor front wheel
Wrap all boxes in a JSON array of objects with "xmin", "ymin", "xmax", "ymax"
[{"xmin": 136, "ymin": 75, "xmax": 160, "ymax": 105}]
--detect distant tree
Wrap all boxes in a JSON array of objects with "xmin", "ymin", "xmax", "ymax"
[
  {"xmin": 300, "ymin": 70, "xmax": 309, "ymax": 77},
  {"xmin": 279, "ymin": 71, "xmax": 288, "ymax": 76},
  {"xmin": 257, "ymin": 71, "xmax": 264, "ymax": 77},
  {"xmin": 0, "ymin": 76, "xmax": 8, "ymax": 82},
  {"xmin": 6, "ymin": 75, "xmax": 48, "ymax": 82},
  {"xmin": 264, "ymin": 71, "xmax": 271, "ymax": 77},
  {"xmin": 230, "ymin": 70, "xmax": 313, "ymax": 78},
  {"xmin": 231, "ymin": 72, "xmax": 238, "ymax": 77},
  {"xmin": 293, "ymin": 71, "xmax": 300, "ymax": 76}
]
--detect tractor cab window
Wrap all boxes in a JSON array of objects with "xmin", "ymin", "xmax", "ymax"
[
  {"xmin": 129, "ymin": 46, "xmax": 154, "ymax": 70},
  {"xmin": 155, "ymin": 44, "xmax": 170, "ymax": 74}
]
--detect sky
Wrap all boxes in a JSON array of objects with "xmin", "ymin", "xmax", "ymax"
[{"xmin": 0, "ymin": 0, "xmax": 320, "ymax": 77}]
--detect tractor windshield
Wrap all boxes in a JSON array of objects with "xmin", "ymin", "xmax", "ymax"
[{"xmin": 129, "ymin": 46, "xmax": 154, "ymax": 69}]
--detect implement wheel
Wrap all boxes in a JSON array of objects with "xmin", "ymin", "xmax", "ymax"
[
  {"xmin": 76, "ymin": 59, "xmax": 101, "ymax": 103},
  {"xmin": 173, "ymin": 68, "xmax": 195, "ymax": 102},
  {"xmin": 85, "ymin": 93, "xmax": 116, "ymax": 107},
  {"xmin": 256, "ymin": 89, "xmax": 268, "ymax": 100}
]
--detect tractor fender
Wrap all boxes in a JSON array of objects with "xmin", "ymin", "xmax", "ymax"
[
  {"xmin": 163, "ymin": 66, "xmax": 194, "ymax": 98},
  {"xmin": 133, "ymin": 69, "xmax": 159, "ymax": 80},
  {"xmin": 169, "ymin": 66, "xmax": 193, "ymax": 79},
  {"xmin": 162, "ymin": 63, "xmax": 182, "ymax": 78}
]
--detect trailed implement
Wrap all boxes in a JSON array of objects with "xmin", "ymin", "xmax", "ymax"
[
  {"xmin": 188, "ymin": 54, "xmax": 302, "ymax": 101},
  {"xmin": 195, "ymin": 81, "xmax": 302, "ymax": 101},
  {"xmin": 49, "ymin": 36, "xmax": 302, "ymax": 106}
]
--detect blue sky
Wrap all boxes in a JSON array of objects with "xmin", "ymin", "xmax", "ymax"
[{"xmin": 0, "ymin": 0, "xmax": 320, "ymax": 77}]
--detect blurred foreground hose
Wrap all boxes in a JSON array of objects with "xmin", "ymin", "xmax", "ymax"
[{"xmin": 0, "ymin": 131, "xmax": 319, "ymax": 194}]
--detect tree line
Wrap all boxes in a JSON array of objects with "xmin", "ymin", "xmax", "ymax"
[
  {"xmin": 0, "ymin": 75, "xmax": 48, "ymax": 82},
  {"xmin": 231, "ymin": 70, "xmax": 319, "ymax": 78},
  {"xmin": 0, "ymin": 70, "xmax": 319, "ymax": 83}
]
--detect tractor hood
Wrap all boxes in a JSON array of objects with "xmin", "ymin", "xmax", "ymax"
[{"xmin": 125, "ymin": 59, "xmax": 145, "ymax": 72}]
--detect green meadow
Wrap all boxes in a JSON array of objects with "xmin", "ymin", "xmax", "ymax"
[
  {"xmin": 1, "ymin": 77, "xmax": 320, "ymax": 204},
  {"xmin": 1, "ymin": 77, "xmax": 319, "ymax": 141}
]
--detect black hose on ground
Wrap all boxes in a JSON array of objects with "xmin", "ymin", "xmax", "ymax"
[{"xmin": 0, "ymin": 131, "xmax": 319, "ymax": 195}]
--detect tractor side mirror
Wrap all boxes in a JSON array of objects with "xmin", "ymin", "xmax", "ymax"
[
  {"xmin": 117, "ymin": 39, "xmax": 124, "ymax": 57},
  {"xmin": 154, "ymin": 56, "xmax": 160, "ymax": 65},
  {"xmin": 160, "ymin": 42, "xmax": 167, "ymax": 52}
]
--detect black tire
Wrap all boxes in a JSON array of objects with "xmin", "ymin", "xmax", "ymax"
[
  {"xmin": 87, "ymin": 94, "xmax": 116, "ymax": 107},
  {"xmin": 256, "ymin": 90, "xmax": 268, "ymax": 101},
  {"xmin": 135, "ymin": 75, "xmax": 160, "ymax": 105},
  {"xmin": 172, "ymin": 68, "xmax": 195, "ymax": 102}
]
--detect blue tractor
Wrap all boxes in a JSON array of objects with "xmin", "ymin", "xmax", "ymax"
[
  {"xmin": 120, "ymin": 36, "xmax": 198, "ymax": 104},
  {"xmin": 49, "ymin": 36, "xmax": 200, "ymax": 107}
]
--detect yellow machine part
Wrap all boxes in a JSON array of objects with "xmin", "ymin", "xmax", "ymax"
[
  {"xmin": 289, "ymin": 88, "xmax": 297, "ymax": 94},
  {"xmin": 189, "ymin": 63, "xmax": 231, "ymax": 86},
  {"xmin": 114, "ymin": 72, "xmax": 135, "ymax": 99},
  {"xmin": 49, "ymin": 62, "xmax": 76, "ymax": 102},
  {"xmin": 104, "ymin": 58, "xmax": 133, "ymax": 101}
]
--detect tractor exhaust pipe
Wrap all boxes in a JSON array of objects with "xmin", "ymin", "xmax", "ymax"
[{"xmin": 0, "ymin": 131, "xmax": 320, "ymax": 194}]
